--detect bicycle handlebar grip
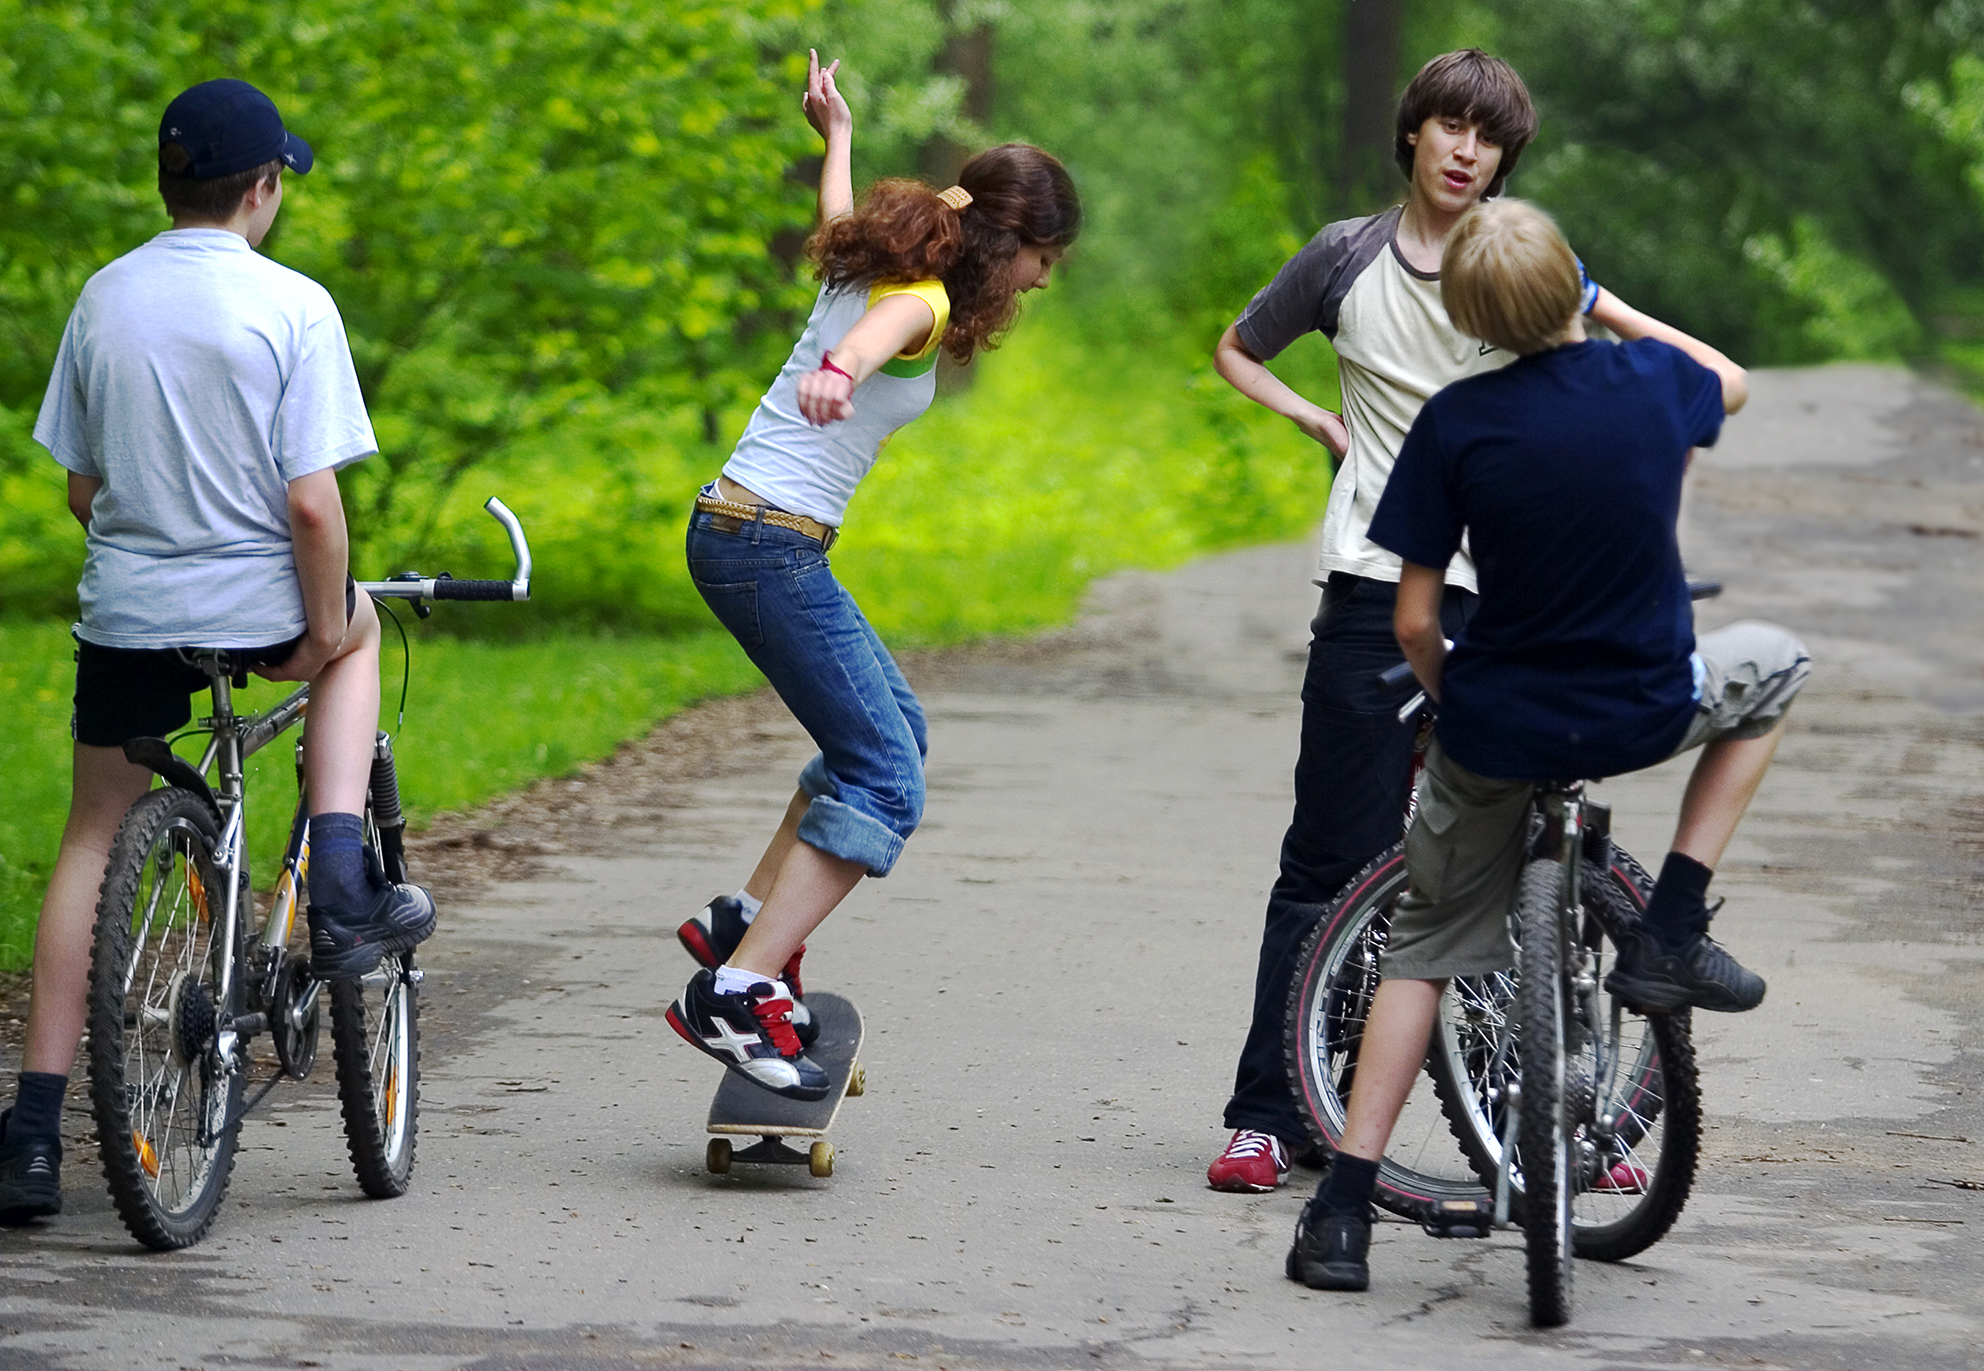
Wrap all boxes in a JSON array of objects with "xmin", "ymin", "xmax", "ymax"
[{"xmin": 431, "ymin": 578, "xmax": 520, "ymax": 601}]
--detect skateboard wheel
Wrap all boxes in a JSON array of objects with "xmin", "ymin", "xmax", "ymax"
[
  {"xmin": 809, "ymin": 1140, "xmax": 834, "ymax": 1178},
  {"xmin": 707, "ymin": 1138, "xmax": 732, "ymax": 1174},
  {"xmin": 846, "ymin": 1062, "xmax": 866, "ymax": 1098}
]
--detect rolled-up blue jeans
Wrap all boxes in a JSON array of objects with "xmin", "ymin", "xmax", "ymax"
[{"xmin": 687, "ymin": 508, "xmax": 927, "ymax": 876}]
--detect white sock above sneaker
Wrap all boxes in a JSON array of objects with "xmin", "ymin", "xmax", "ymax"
[
  {"xmin": 712, "ymin": 964, "xmax": 788, "ymax": 998},
  {"xmin": 733, "ymin": 889, "xmax": 763, "ymax": 923}
]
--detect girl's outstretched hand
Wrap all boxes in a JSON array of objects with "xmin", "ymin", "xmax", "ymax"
[
  {"xmin": 796, "ymin": 365, "xmax": 856, "ymax": 427},
  {"xmin": 804, "ymin": 49, "xmax": 852, "ymax": 143}
]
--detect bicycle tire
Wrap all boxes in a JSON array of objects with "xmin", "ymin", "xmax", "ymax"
[
  {"xmin": 86, "ymin": 788, "xmax": 244, "ymax": 1250},
  {"xmin": 1284, "ymin": 845, "xmax": 1494, "ymax": 1221},
  {"xmin": 1428, "ymin": 847, "xmax": 1702, "ymax": 1261},
  {"xmin": 328, "ymin": 800, "xmax": 421, "ymax": 1198},
  {"xmin": 1516, "ymin": 858, "xmax": 1574, "ymax": 1328}
]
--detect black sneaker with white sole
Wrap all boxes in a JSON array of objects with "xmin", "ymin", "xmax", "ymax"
[
  {"xmin": 677, "ymin": 896, "xmax": 815, "ymax": 1044},
  {"xmin": 665, "ymin": 968, "xmax": 830, "ymax": 1101},
  {"xmin": 1285, "ymin": 1198, "xmax": 1371, "ymax": 1291},
  {"xmin": 309, "ymin": 881, "xmax": 437, "ymax": 979},
  {"xmin": 1605, "ymin": 923, "xmax": 1765, "ymax": 1013},
  {"xmin": 0, "ymin": 1108, "xmax": 62, "ymax": 1225}
]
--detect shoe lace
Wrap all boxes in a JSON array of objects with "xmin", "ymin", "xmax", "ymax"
[
  {"xmin": 749, "ymin": 994, "xmax": 802, "ymax": 1056},
  {"xmin": 1224, "ymin": 1130, "xmax": 1281, "ymax": 1162}
]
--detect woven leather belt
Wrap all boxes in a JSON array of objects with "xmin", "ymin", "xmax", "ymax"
[{"xmin": 694, "ymin": 493, "xmax": 839, "ymax": 550}]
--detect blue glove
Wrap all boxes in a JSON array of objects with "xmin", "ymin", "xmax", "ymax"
[{"xmin": 1575, "ymin": 256, "xmax": 1600, "ymax": 315}]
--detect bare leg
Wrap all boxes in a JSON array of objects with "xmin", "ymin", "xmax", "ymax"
[
  {"xmin": 22, "ymin": 746, "xmax": 156, "ymax": 1076},
  {"xmin": 742, "ymin": 788, "xmax": 811, "ymax": 902},
  {"xmin": 300, "ymin": 593, "xmax": 381, "ymax": 817},
  {"xmin": 1669, "ymin": 727, "xmax": 1783, "ymax": 870},
  {"xmin": 1336, "ymin": 977, "xmax": 1445, "ymax": 1163},
  {"xmin": 729, "ymin": 839, "xmax": 864, "ymax": 979}
]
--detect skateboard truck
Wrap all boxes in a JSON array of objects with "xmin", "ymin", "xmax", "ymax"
[
  {"xmin": 1420, "ymin": 1197, "xmax": 1494, "ymax": 1239},
  {"xmin": 708, "ymin": 1135, "xmax": 837, "ymax": 1178}
]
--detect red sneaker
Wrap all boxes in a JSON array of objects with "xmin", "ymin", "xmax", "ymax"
[{"xmin": 1207, "ymin": 1130, "xmax": 1289, "ymax": 1192}]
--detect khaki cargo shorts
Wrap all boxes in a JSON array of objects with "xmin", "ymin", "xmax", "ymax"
[{"xmin": 1379, "ymin": 621, "xmax": 1811, "ymax": 982}]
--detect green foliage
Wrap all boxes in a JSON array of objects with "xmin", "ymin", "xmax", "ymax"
[
  {"xmin": 0, "ymin": 0, "xmax": 823, "ymax": 617},
  {"xmin": 835, "ymin": 297, "xmax": 1336, "ymax": 643},
  {"xmin": 1492, "ymin": 0, "xmax": 1984, "ymax": 365}
]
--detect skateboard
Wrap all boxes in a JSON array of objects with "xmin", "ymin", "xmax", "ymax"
[{"xmin": 704, "ymin": 991, "xmax": 864, "ymax": 1178}]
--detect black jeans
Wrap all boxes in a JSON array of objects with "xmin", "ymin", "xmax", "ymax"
[{"xmin": 1222, "ymin": 573, "xmax": 1475, "ymax": 1145}]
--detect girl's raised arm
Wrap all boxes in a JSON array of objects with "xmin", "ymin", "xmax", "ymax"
[{"xmin": 804, "ymin": 50, "xmax": 854, "ymax": 224}]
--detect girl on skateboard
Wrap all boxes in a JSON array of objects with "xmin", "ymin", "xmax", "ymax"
[{"xmin": 666, "ymin": 51, "xmax": 1081, "ymax": 1099}]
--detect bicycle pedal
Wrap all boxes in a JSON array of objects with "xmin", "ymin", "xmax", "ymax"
[{"xmin": 1420, "ymin": 1198, "xmax": 1494, "ymax": 1239}]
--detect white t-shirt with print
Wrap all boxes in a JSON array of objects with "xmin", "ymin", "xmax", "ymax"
[{"xmin": 35, "ymin": 229, "xmax": 377, "ymax": 648}]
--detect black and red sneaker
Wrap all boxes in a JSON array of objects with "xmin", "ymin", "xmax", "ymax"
[
  {"xmin": 665, "ymin": 969, "xmax": 830, "ymax": 1101},
  {"xmin": 678, "ymin": 896, "xmax": 813, "ymax": 1040}
]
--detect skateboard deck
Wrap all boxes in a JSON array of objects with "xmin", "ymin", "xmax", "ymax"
[{"xmin": 705, "ymin": 992, "xmax": 864, "ymax": 1177}]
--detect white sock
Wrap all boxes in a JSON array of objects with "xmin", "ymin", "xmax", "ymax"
[
  {"xmin": 733, "ymin": 889, "xmax": 762, "ymax": 923},
  {"xmin": 713, "ymin": 964, "xmax": 787, "ymax": 998}
]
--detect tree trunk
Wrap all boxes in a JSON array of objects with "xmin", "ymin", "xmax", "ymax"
[
  {"xmin": 1341, "ymin": 0, "xmax": 1407, "ymax": 215},
  {"xmin": 922, "ymin": 0, "xmax": 995, "ymax": 395}
]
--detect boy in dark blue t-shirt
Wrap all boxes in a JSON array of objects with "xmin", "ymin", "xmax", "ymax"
[{"xmin": 1285, "ymin": 199, "xmax": 1809, "ymax": 1292}]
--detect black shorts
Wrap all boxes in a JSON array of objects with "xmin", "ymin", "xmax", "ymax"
[{"xmin": 72, "ymin": 577, "xmax": 357, "ymax": 748}]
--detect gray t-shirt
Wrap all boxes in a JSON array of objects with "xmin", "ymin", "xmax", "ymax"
[
  {"xmin": 1235, "ymin": 205, "xmax": 1512, "ymax": 591},
  {"xmin": 34, "ymin": 229, "xmax": 376, "ymax": 648}
]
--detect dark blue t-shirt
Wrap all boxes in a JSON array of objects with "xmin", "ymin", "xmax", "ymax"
[{"xmin": 1368, "ymin": 337, "xmax": 1725, "ymax": 780}]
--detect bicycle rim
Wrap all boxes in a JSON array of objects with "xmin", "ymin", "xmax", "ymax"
[
  {"xmin": 1285, "ymin": 845, "xmax": 1492, "ymax": 1220},
  {"xmin": 1516, "ymin": 858, "xmax": 1574, "ymax": 1328},
  {"xmin": 87, "ymin": 789, "xmax": 243, "ymax": 1249}
]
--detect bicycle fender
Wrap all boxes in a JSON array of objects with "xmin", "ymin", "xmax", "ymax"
[{"xmin": 122, "ymin": 736, "xmax": 220, "ymax": 816}]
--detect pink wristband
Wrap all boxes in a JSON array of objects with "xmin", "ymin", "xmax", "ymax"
[{"xmin": 818, "ymin": 356, "xmax": 854, "ymax": 384}]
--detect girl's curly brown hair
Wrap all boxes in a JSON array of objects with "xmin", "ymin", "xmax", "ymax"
[{"xmin": 810, "ymin": 143, "xmax": 1081, "ymax": 362}]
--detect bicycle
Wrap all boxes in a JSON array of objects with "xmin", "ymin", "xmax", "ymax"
[
  {"xmin": 1284, "ymin": 593, "xmax": 1713, "ymax": 1324},
  {"xmin": 84, "ymin": 497, "xmax": 531, "ymax": 1250}
]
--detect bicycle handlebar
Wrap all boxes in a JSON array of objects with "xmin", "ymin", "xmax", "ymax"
[{"xmin": 356, "ymin": 497, "xmax": 532, "ymax": 605}]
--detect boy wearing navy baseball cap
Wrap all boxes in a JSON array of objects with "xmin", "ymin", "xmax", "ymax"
[{"xmin": 0, "ymin": 81, "xmax": 435, "ymax": 1227}]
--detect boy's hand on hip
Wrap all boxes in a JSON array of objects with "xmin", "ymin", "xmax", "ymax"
[{"xmin": 1296, "ymin": 407, "xmax": 1350, "ymax": 458}]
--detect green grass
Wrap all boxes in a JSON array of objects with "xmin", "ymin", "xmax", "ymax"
[{"xmin": 0, "ymin": 623, "xmax": 761, "ymax": 968}]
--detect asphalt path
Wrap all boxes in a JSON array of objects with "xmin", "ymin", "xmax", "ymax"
[{"xmin": 3, "ymin": 364, "xmax": 1982, "ymax": 1370}]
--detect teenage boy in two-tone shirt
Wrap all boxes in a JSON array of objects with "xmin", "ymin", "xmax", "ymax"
[{"xmin": 0, "ymin": 80, "xmax": 435, "ymax": 1226}]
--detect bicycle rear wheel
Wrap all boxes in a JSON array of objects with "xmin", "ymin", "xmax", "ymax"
[
  {"xmin": 1516, "ymin": 858, "xmax": 1574, "ymax": 1328},
  {"xmin": 87, "ymin": 788, "xmax": 244, "ymax": 1250},
  {"xmin": 1429, "ymin": 846, "xmax": 1701, "ymax": 1261},
  {"xmin": 329, "ymin": 755, "xmax": 420, "ymax": 1197},
  {"xmin": 1284, "ymin": 845, "xmax": 1495, "ymax": 1220}
]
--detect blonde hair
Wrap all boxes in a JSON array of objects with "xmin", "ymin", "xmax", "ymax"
[{"xmin": 1440, "ymin": 200, "xmax": 1582, "ymax": 355}]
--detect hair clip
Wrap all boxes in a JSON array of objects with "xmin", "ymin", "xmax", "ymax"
[{"xmin": 937, "ymin": 185, "xmax": 972, "ymax": 211}]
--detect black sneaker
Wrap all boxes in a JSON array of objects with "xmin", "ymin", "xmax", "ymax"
[
  {"xmin": 1605, "ymin": 924, "xmax": 1765, "ymax": 1013},
  {"xmin": 677, "ymin": 896, "xmax": 815, "ymax": 1043},
  {"xmin": 0, "ymin": 1108, "xmax": 62, "ymax": 1225},
  {"xmin": 310, "ymin": 881, "xmax": 437, "ymax": 979},
  {"xmin": 665, "ymin": 968, "xmax": 830, "ymax": 1101},
  {"xmin": 1285, "ymin": 1199, "xmax": 1371, "ymax": 1291}
]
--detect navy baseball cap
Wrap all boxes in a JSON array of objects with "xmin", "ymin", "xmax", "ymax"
[{"xmin": 159, "ymin": 79, "xmax": 313, "ymax": 179}]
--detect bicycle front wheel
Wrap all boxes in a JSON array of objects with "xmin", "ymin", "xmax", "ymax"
[
  {"xmin": 329, "ymin": 782, "xmax": 421, "ymax": 1197},
  {"xmin": 329, "ymin": 953, "xmax": 419, "ymax": 1196},
  {"xmin": 1429, "ymin": 846, "xmax": 1701, "ymax": 1262},
  {"xmin": 1284, "ymin": 845, "xmax": 1494, "ymax": 1220},
  {"xmin": 1515, "ymin": 858, "xmax": 1574, "ymax": 1328},
  {"xmin": 87, "ymin": 788, "xmax": 244, "ymax": 1250}
]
